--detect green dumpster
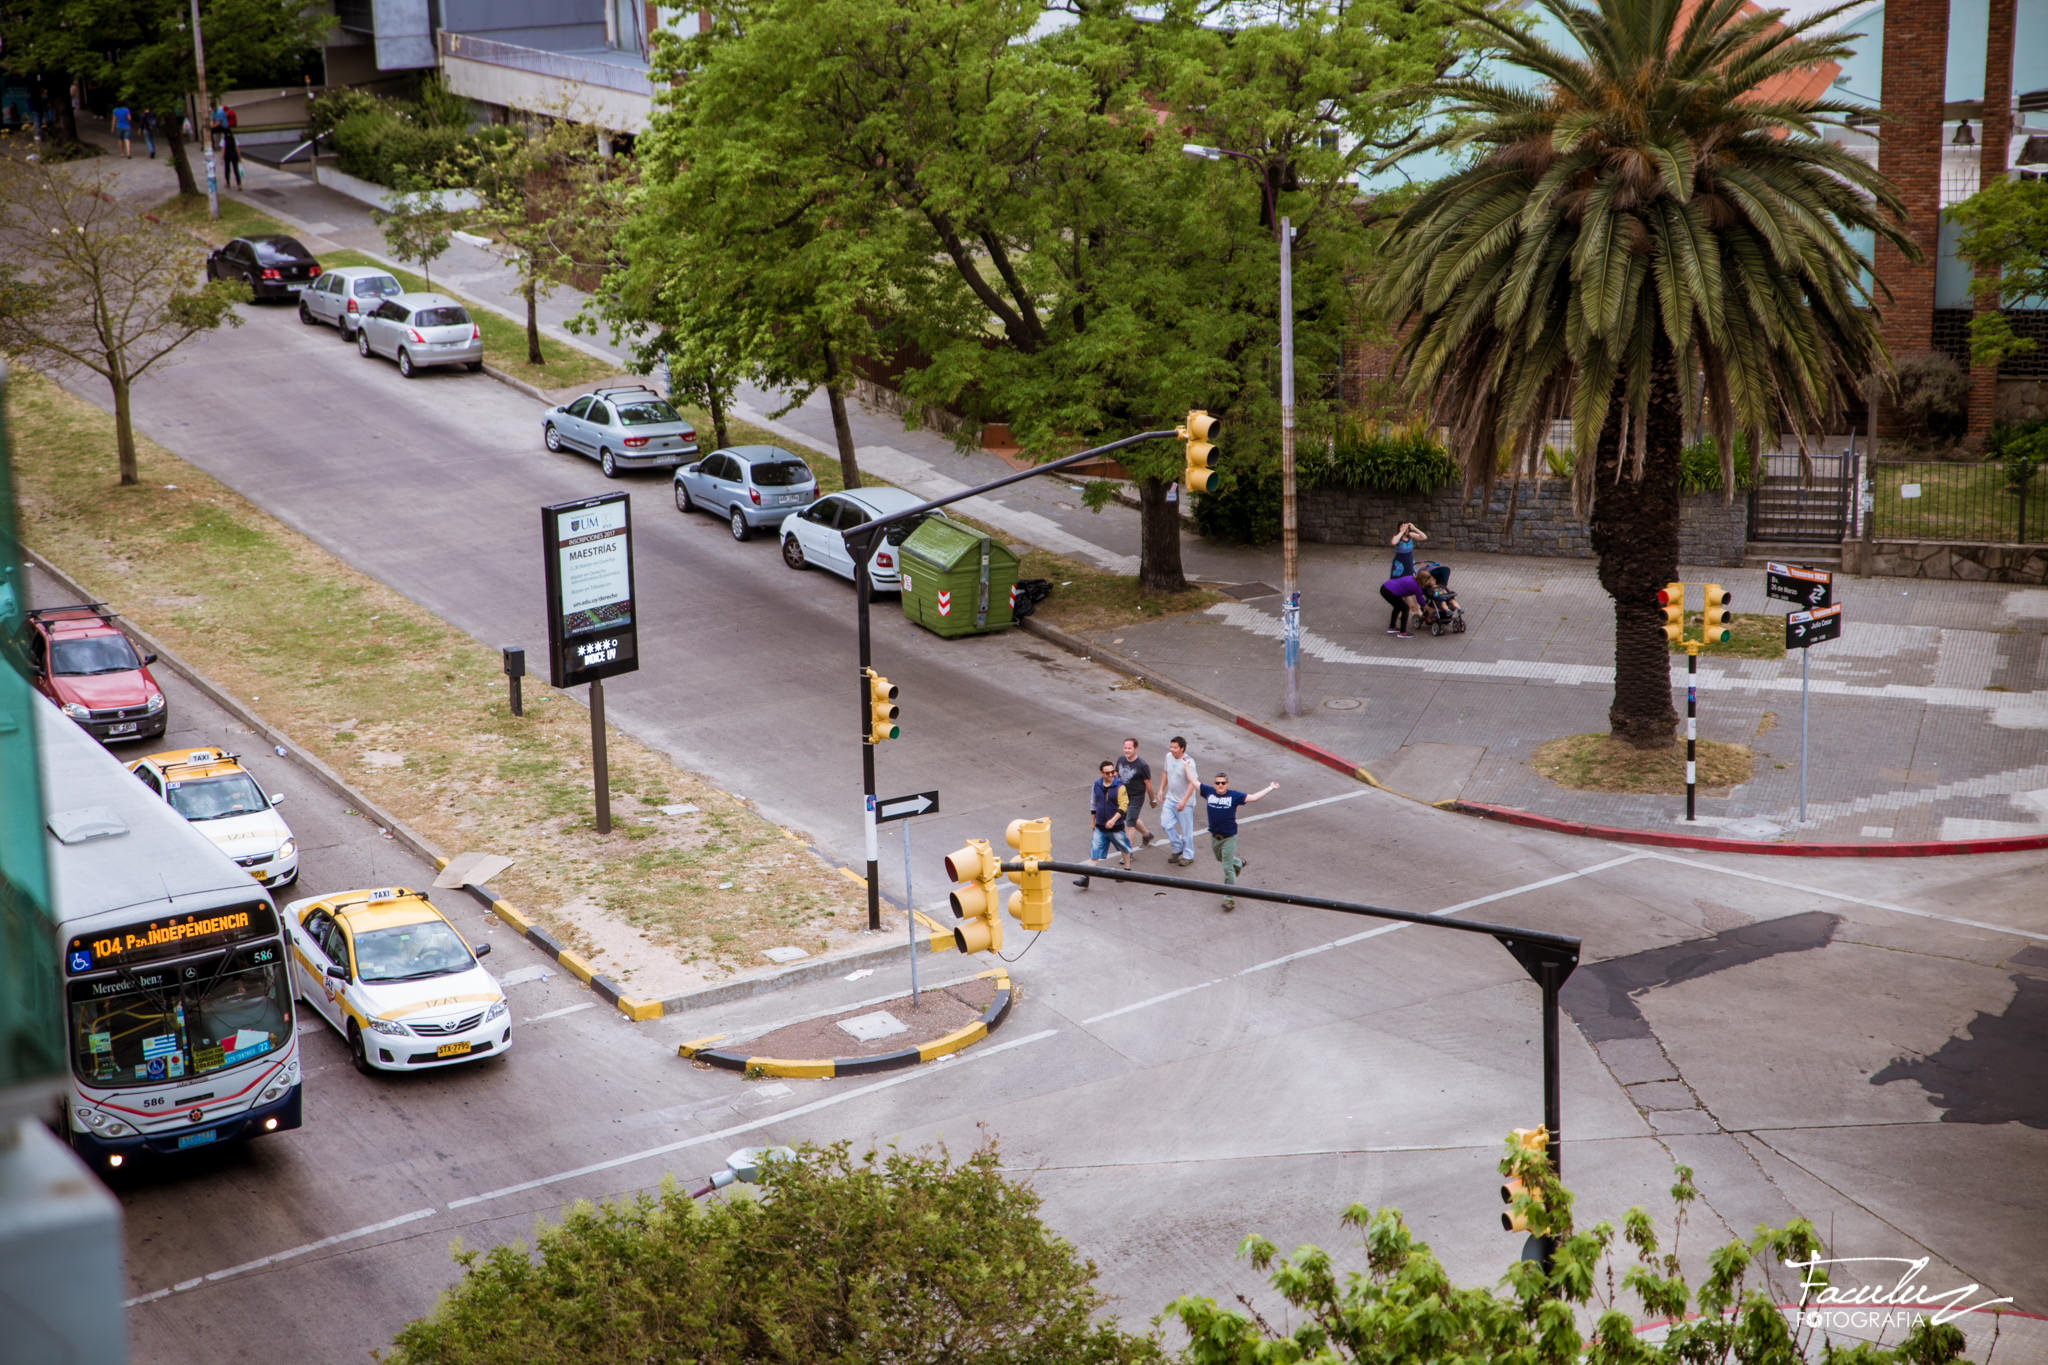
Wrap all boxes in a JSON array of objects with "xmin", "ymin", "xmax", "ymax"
[{"xmin": 899, "ymin": 519, "xmax": 1021, "ymax": 637}]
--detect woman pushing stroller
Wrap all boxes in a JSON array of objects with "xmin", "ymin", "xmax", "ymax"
[{"xmin": 1379, "ymin": 568, "xmax": 1437, "ymax": 639}]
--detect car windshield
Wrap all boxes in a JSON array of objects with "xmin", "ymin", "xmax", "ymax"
[
  {"xmin": 166, "ymin": 772, "xmax": 269, "ymax": 821},
  {"xmin": 353, "ymin": 919, "xmax": 474, "ymax": 983},
  {"xmin": 253, "ymin": 239, "xmax": 308, "ymax": 263},
  {"xmin": 413, "ymin": 306, "xmax": 470, "ymax": 328},
  {"xmin": 354, "ymin": 276, "xmax": 400, "ymax": 297},
  {"xmin": 752, "ymin": 461, "xmax": 812, "ymax": 487},
  {"xmin": 49, "ymin": 634, "xmax": 141, "ymax": 675},
  {"xmin": 616, "ymin": 400, "xmax": 681, "ymax": 426}
]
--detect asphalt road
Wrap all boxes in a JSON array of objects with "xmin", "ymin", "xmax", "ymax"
[{"xmin": 37, "ymin": 307, "xmax": 2048, "ymax": 1360}]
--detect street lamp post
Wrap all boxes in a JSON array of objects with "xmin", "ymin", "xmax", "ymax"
[
  {"xmin": 1183, "ymin": 144, "xmax": 1299, "ymax": 716},
  {"xmin": 189, "ymin": 0, "xmax": 219, "ymax": 220}
]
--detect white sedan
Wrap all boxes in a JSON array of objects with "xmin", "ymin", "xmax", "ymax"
[
  {"xmin": 779, "ymin": 487, "xmax": 962, "ymax": 590},
  {"xmin": 284, "ymin": 888, "xmax": 510, "ymax": 1074}
]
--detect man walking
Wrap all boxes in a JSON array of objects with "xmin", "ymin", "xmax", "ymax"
[
  {"xmin": 221, "ymin": 127, "xmax": 244, "ymax": 189},
  {"xmin": 111, "ymin": 100, "xmax": 132, "ymax": 157},
  {"xmin": 1200, "ymin": 772, "xmax": 1277, "ymax": 911},
  {"xmin": 1072, "ymin": 760, "xmax": 1132, "ymax": 889},
  {"xmin": 1115, "ymin": 737, "xmax": 1156, "ymax": 850},
  {"xmin": 141, "ymin": 109, "xmax": 158, "ymax": 158},
  {"xmin": 1161, "ymin": 736, "xmax": 1199, "ymax": 866}
]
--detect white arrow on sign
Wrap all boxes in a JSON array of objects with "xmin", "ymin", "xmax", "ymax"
[{"xmin": 875, "ymin": 790, "xmax": 941, "ymax": 823}]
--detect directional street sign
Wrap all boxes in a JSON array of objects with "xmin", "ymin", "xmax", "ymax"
[
  {"xmin": 874, "ymin": 790, "xmax": 941, "ymax": 824},
  {"xmin": 1766, "ymin": 561, "xmax": 1834, "ymax": 610},
  {"xmin": 1785, "ymin": 603, "xmax": 1843, "ymax": 650}
]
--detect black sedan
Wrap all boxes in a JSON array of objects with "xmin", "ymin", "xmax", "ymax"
[{"xmin": 205, "ymin": 234, "xmax": 322, "ymax": 302}]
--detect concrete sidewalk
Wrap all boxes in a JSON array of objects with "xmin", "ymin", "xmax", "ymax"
[{"xmin": 77, "ymin": 133, "xmax": 2048, "ymax": 848}]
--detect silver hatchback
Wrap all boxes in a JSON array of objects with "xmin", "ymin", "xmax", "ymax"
[
  {"xmin": 355, "ymin": 292, "xmax": 483, "ymax": 377},
  {"xmin": 299, "ymin": 266, "xmax": 402, "ymax": 338},
  {"xmin": 674, "ymin": 445, "xmax": 817, "ymax": 541}
]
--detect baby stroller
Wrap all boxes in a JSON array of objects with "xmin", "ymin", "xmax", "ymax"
[{"xmin": 1415, "ymin": 562, "xmax": 1465, "ymax": 636}]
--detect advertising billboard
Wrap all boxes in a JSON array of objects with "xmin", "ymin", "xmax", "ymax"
[{"xmin": 541, "ymin": 493, "xmax": 639, "ymax": 689}]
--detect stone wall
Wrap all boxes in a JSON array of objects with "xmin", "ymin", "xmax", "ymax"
[
  {"xmin": 1299, "ymin": 480, "xmax": 1750, "ymax": 567},
  {"xmin": 1850, "ymin": 540, "xmax": 2048, "ymax": 584}
]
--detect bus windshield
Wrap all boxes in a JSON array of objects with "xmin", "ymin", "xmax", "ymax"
[{"xmin": 70, "ymin": 947, "xmax": 292, "ymax": 1088}]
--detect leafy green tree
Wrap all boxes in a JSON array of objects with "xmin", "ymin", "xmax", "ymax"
[
  {"xmin": 1948, "ymin": 176, "xmax": 2048, "ymax": 367},
  {"xmin": 1378, "ymin": 0, "xmax": 1910, "ymax": 748},
  {"xmin": 372, "ymin": 190, "xmax": 457, "ymax": 291},
  {"xmin": 1169, "ymin": 1138, "xmax": 1980, "ymax": 1364},
  {"xmin": 0, "ymin": 156, "xmax": 243, "ymax": 485},
  {"xmin": 384, "ymin": 1141, "xmax": 1162, "ymax": 1365}
]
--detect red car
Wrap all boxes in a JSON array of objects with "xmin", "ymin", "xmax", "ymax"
[{"xmin": 20, "ymin": 604, "xmax": 168, "ymax": 744}]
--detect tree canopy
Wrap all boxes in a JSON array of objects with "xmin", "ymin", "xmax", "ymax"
[{"xmin": 1948, "ymin": 176, "xmax": 2048, "ymax": 367}]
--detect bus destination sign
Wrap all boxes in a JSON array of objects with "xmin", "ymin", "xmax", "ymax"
[{"xmin": 67, "ymin": 903, "xmax": 277, "ymax": 975}]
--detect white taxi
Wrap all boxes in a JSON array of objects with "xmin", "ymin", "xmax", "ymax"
[
  {"xmin": 283, "ymin": 888, "xmax": 511, "ymax": 1074},
  {"xmin": 129, "ymin": 747, "xmax": 298, "ymax": 888}
]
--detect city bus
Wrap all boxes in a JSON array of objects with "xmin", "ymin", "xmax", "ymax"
[{"xmin": 37, "ymin": 702, "xmax": 302, "ymax": 1169}]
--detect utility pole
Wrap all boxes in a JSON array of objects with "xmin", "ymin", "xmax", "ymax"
[
  {"xmin": 189, "ymin": 0, "xmax": 219, "ymax": 220},
  {"xmin": 1278, "ymin": 214, "xmax": 1299, "ymax": 717}
]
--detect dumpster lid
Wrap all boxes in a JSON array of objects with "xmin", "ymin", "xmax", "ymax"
[{"xmin": 901, "ymin": 517, "xmax": 1015, "ymax": 569}]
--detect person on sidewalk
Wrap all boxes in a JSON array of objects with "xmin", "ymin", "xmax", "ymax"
[
  {"xmin": 141, "ymin": 109, "xmax": 158, "ymax": 158},
  {"xmin": 1161, "ymin": 736, "xmax": 1200, "ymax": 866},
  {"xmin": 1379, "ymin": 568, "xmax": 1435, "ymax": 639},
  {"xmin": 1389, "ymin": 520, "xmax": 1428, "ymax": 578},
  {"xmin": 1072, "ymin": 760, "xmax": 1132, "ymax": 889},
  {"xmin": 111, "ymin": 101, "xmax": 132, "ymax": 157},
  {"xmin": 1200, "ymin": 772, "xmax": 1277, "ymax": 912},
  {"xmin": 1116, "ymin": 737, "xmax": 1157, "ymax": 850},
  {"xmin": 221, "ymin": 128, "xmax": 243, "ymax": 189}
]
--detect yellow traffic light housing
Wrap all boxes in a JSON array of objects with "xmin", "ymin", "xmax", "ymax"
[
  {"xmin": 1658, "ymin": 582, "xmax": 1686, "ymax": 645},
  {"xmin": 1500, "ymin": 1125, "xmax": 1551, "ymax": 1233},
  {"xmin": 945, "ymin": 838, "xmax": 1004, "ymax": 954},
  {"xmin": 865, "ymin": 668, "xmax": 899, "ymax": 744},
  {"xmin": 1004, "ymin": 817, "xmax": 1053, "ymax": 932},
  {"xmin": 1700, "ymin": 584, "xmax": 1733, "ymax": 646},
  {"xmin": 1179, "ymin": 410, "xmax": 1219, "ymax": 493}
]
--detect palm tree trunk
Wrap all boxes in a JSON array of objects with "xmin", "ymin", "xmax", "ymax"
[{"xmin": 1589, "ymin": 342, "xmax": 1685, "ymax": 749}]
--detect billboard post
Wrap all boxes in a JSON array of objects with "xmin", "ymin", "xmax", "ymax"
[{"xmin": 541, "ymin": 493, "xmax": 639, "ymax": 835}]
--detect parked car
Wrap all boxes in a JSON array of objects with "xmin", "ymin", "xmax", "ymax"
[
  {"xmin": 542, "ymin": 385, "xmax": 699, "ymax": 479},
  {"xmin": 205, "ymin": 234, "xmax": 321, "ymax": 302},
  {"xmin": 298, "ymin": 265, "xmax": 403, "ymax": 338},
  {"xmin": 673, "ymin": 445, "xmax": 817, "ymax": 541},
  {"xmin": 284, "ymin": 887, "xmax": 509, "ymax": 1074},
  {"xmin": 779, "ymin": 487, "xmax": 960, "ymax": 590},
  {"xmin": 355, "ymin": 292, "xmax": 483, "ymax": 377},
  {"xmin": 128, "ymin": 747, "xmax": 298, "ymax": 889},
  {"xmin": 18, "ymin": 603, "xmax": 167, "ymax": 743}
]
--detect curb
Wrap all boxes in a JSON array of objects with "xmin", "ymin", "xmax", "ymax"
[
  {"xmin": 1447, "ymin": 800, "xmax": 2048, "ymax": 857},
  {"xmin": 677, "ymin": 968, "xmax": 1014, "ymax": 1078}
]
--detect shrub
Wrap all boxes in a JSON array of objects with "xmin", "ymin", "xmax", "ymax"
[
  {"xmin": 1306, "ymin": 419, "xmax": 1459, "ymax": 494},
  {"xmin": 1678, "ymin": 432, "xmax": 1759, "ymax": 493},
  {"xmin": 1891, "ymin": 351, "xmax": 1970, "ymax": 445},
  {"xmin": 1191, "ymin": 460, "xmax": 1283, "ymax": 545},
  {"xmin": 308, "ymin": 87, "xmax": 378, "ymax": 142},
  {"xmin": 323, "ymin": 92, "xmax": 511, "ymax": 190}
]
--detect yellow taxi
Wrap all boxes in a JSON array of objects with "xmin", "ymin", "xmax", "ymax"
[
  {"xmin": 129, "ymin": 747, "xmax": 298, "ymax": 887},
  {"xmin": 282, "ymin": 888, "xmax": 510, "ymax": 1074}
]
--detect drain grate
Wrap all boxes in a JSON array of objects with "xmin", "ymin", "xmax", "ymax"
[{"xmin": 1218, "ymin": 581, "xmax": 1280, "ymax": 600}]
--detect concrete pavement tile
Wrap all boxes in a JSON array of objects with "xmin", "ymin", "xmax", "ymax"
[
  {"xmin": 1646, "ymin": 1107, "xmax": 1721, "ymax": 1135},
  {"xmin": 1626, "ymin": 1080, "xmax": 1701, "ymax": 1111},
  {"xmin": 1595, "ymin": 1036, "xmax": 1681, "ymax": 1084},
  {"xmin": 1655, "ymin": 1131, "xmax": 1804, "ymax": 1245}
]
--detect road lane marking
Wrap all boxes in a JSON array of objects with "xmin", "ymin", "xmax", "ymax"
[
  {"xmin": 528, "ymin": 1002, "xmax": 597, "ymax": 1022},
  {"xmin": 1083, "ymin": 979, "xmax": 1227, "ymax": 1025},
  {"xmin": 1238, "ymin": 789, "xmax": 1373, "ymax": 824},
  {"xmin": 444, "ymin": 1027, "xmax": 1062, "ymax": 1211},
  {"xmin": 1638, "ymin": 852, "xmax": 2048, "ymax": 944},
  {"xmin": 127, "ymin": 1207, "xmax": 437, "ymax": 1307}
]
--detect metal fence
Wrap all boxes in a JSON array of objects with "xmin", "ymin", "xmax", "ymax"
[
  {"xmin": 439, "ymin": 31, "xmax": 655, "ymax": 97},
  {"xmin": 1870, "ymin": 460, "xmax": 2047, "ymax": 544}
]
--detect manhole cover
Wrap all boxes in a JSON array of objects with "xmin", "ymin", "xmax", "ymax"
[
  {"xmin": 1323, "ymin": 697, "xmax": 1364, "ymax": 711},
  {"xmin": 1220, "ymin": 581, "xmax": 1280, "ymax": 600}
]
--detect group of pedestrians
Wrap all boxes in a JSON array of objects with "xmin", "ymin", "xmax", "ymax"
[
  {"xmin": 1378, "ymin": 519, "xmax": 1437, "ymax": 638},
  {"xmin": 1074, "ymin": 736, "xmax": 1277, "ymax": 913}
]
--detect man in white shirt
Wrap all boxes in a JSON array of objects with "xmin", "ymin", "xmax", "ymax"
[{"xmin": 1161, "ymin": 735, "xmax": 1200, "ymax": 866}]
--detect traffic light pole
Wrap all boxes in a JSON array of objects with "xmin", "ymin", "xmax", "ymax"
[
  {"xmin": 1684, "ymin": 647, "xmax": 1699, "ymax": 822},
  {"xmin": 841, "ymin": 426, "xmax": 1178, "ymax": 935},
  {"xmin": 999, "ymin": 857, "xmax": 1579, "ymax": 1181}
]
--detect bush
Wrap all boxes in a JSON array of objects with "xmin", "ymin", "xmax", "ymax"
[
  {"xmin": 1191, "ymin": 460, "xmax": 1283, "ymax": 545},
  {"xmin": 1678, "ymin": 432, "xmax": 1759, "ymax": 493},
  {"xmin": 1307, "ymin": 419, "xmax": 1460, "ymax": 494},
  {"xmin": 308, "ymin": 87, "xmax": 378, "ymax": 141},
  {"xmin": 322, "ymin": 91, "xmax": 511, "ymax": 190},
  {"xmin": 1891, "ymin": 351, "xmax": 1970, "ymax": 445}
]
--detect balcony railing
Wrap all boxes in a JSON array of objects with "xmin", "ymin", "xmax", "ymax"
[{"xmin": 438, "ymin": 30, "xmax": 654, "ymax": 97}]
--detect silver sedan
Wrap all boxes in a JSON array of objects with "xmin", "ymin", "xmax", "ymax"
[{"xmin": 542, "ymin": 386, "xmax": 700, "ymax": 479}]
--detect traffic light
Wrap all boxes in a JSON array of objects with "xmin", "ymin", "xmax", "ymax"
[
  {"xmin": 1658, "ymin": 582, "xmax": 1686, "ymax": 645},
  {"xmin": 865, "ymin": 668, "xmax": 898, "ymax": 744},
  {"xmin": 1004, "ymin": 817, "xmax": 1052, "ymax": 931},
  {"xmin": 1700, "ymin": 584, "xmax": 1733, "ymax": 645},
  {"xmin": 945, "ymin": 838, "xmax": 1004, "ymax": 954},
  {"xmin": 1499, "ymin": 1125, "xmax": 1550, "ymax": 1233},
  {"xmin": 1180, "ymin": 410, "xmax": 1219, "ymax": 493}
]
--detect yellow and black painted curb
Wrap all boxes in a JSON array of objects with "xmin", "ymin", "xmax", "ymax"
[
  {"xmin": 440, "ymin": 859, "xmax": 665, "ymax": 1022},
  {"xmin": 677, "ymin": 968, "xmax": 1013, "ymax": 1079}
]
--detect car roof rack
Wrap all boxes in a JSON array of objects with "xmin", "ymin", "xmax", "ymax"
[
  {"xmin": 26, "ymin": 602, "xmax": 117, "ymax": 624},
  {"xmin": 590, "ymin": 384, "xmax": 663, "ymax": 401}
]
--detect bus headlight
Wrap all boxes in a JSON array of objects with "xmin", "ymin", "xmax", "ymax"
[
  {"xmin": 258, "ymin": 1055, "xmax": 301, "ymax": 1102},
  {"xmin": 485, "ymin": 999, "xmax": 508, "ymax": 1022},
  {"xmin": 366, "ymin": 1017, "xmax": 413, "ymax": 1036},
  {"xmin": 75, "ymin": 1106, "xmax": 135, "ymax": 1137}
]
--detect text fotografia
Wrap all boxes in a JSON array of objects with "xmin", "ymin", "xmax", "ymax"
[{"xmin": 1787, "ymin": 1253, "xmax": 2013, "ymax": 1327}]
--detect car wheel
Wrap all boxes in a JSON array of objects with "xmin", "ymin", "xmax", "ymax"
[
  {"xmin": 782, "ymin": 535, "xmax": 807, "ymax": 570},
  {"xmin": 674, "ymin": 480, "xmax": 694, "ymax": 513},
  {"xmin": 600, "ymin": 448, "xmax": 619, "ymax": 479},
  {"xmin": 357, "ymin": 329, "xmax": 373, "ymax": 358},
  {"xmin": 466, "ymin": 360, "xmax": 483, "ymax": 373},
  {"xmin": 348, "ymin": 1023, "xmax": 374, "ymax": 1076},
  {"xmin": 729, "ymin": 507, "xmax": 750, "ymax": 542},
  {"xmin": 397, "ymin": 349, "xmax": 416, "ymax": 379},
  {"xmin": 544, "ymin": 423, "xmax": 563, "ymax": 453},
  {"xmin": 298, "ymin": 299, "xmax": 315, "ymax": 325}
]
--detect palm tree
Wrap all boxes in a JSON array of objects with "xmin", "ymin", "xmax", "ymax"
[{"xmin": 1380, "ymin": 0, "xmax": 1912, "ymax": 748}]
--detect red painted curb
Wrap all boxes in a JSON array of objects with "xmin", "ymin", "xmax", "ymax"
[
  {"xmin": 1449, "ymin": 800, "xmax": 2048, "ymax": 857},
  {"xmin": 1233, "ymin": 715, "xmax": 1365, "ymax": 778}
]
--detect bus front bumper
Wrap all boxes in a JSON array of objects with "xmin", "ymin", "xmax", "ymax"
[{"xmin": 70, "ymin": 1086, "xmax": 302, "ymax": 1168}]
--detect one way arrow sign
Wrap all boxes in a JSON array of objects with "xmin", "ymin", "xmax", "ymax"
[{"xmin": 874, "ymin": 790, "xmax": 941, "ymax": 824}]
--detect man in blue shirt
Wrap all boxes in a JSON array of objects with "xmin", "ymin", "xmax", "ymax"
[
  {"xmin": 1200, "ymin": 772, "xmax": 1278, "ymax": 912},
  {"xmin": 1072, "ymin": 760, "xmax": 1131, "ymax": 889}
]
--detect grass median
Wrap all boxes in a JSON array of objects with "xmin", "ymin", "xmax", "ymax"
[{"xmin": 8, "ymin": 368, "xmax": 868, "ymax": 986}]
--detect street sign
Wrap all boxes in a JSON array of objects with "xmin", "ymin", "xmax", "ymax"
[
  {"xmin": 874, "ymin": 790, "xmax": 941, "ymax": 824},
  {"xmin": 1785, "ymin": 603, "xmax": 1843, "ymax": 649},
  {"xmin": 1766, "ymin": 561, "xmax": 1834, "ymax": 610}
]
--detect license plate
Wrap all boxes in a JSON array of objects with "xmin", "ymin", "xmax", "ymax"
[
  {"xmin": 177, "ymin": 1128, "xmax": 219, "ymax": 1149},
  {"xmin": 436, "ymin": 1041, "xmax": 472, "ymax": 1059},
  {"xmin": 107, "ymin": 722, "xmax": 138, "ymax": 735},
  {"xmin": 249, "ymin": 868, "xmax": 270, "ymax": 882},
  {"xmin": 287, "ymin": 281, "xmax": 307, "ymax": 291}
]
